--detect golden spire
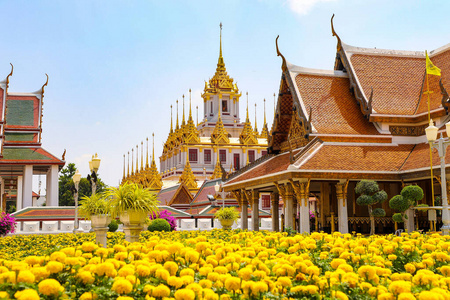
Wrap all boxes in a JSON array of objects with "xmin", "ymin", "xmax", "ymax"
[
  {"xmin": 246, "ymin": 92, "xmax": 249, "ymax": 121},
  {"xmin": 176, "ymin": 100, "xmax": 179, "ymax": 130},
  {"xmin": 217, "ymin": 22, "xmax": 225, "ymax": 71},
  {"xmin": 179, "ymin": 160, "xmax": 198, "ymax": 190},
  {"xmin": 127, "ymin": 151, "xmax": 130, "ymax": 177},
  {"xmin": 135, "ymin": 145, "xmax": 139, "ymax": 174},
  {"xmin": 211, "ymin": 149, "xmax": 224, "ymax": 180},
  {"xmin": 211, "ymin": 107, "xmax": 229, "ymax": 144},
  {"xmin": 122, "ymin": 154, "xmax": 125, "ymax": 180},
  {"xmin": 146, "ymin": 132, "xmax": 163, "ymax": 191},
  {"xmin": 146, "ymin": 137, "xmax": 149, "ymax": 169},
  {"xmin": 254, "ymin": 103, "xmax": 258, "ymax": 134},
  {"xmin": 141, "ymin": 141, "xmax": 144, "ymax": 171},
  {"xmin": 152, "ymin": 133, "xmax": 155, "ymax": 164},
  {"xmin": 240, "ymin": 91, "xmax": 258, "ymax": 145},
  {"xmin": 131, "ymin": 149, "xmax": 134, "ymax": 176},
  {"xmin": 170, "ymin": 105, "xmax": 173, "ymax": 134},
  {"xmin": 196, "ymin": 105, "xmax": 198, "ymax": 126},
  {"xmin": 189, "ymin": 89, "xmax": 193, "ymax": 121},
  {"xmin": 182, "ymin": 94, "xmax": 186, "ymax": 126},
  {"xmin": 260, "ymin": 98, "xmax": 269, "ymax": 139},
  {"xmin": 274, "ymin": 93, "xmax": 276, "ymax": 117}
]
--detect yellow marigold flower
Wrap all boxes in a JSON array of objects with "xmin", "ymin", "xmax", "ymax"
[
  {"xmin": 30, "ymin": 267, "xmax": 50, "ymax": 281},
  {"xmin": 117, "ymin": 297, "xmax": 134, "ymax": 300},
  {"xmin": 224, "ymin": 277, "xmax": 241, "ymax": 291},
  {"xmin": 38, "ymin": 278, "xmax": 64, "ymax": 296},
  {"xmin": 397, "ymin": 294, "xmax": 416, "ymax": 300},
  {"xmin": 14, "ymin": 289, "xmax": 39, "ymax": 300},
  {"xmin": 180, "ymin": 268, "xmax": 195, "ymax": 277},
  {"xmin": 405, "ymin": 263, "xmax": 416, "ymax": 274},
  {"xmin": 112, "ymin": 278, "xmax": 133, "ymax": 294},
  {"xmin": 81, "ymin": 242, "xmax": 98, "ymax": 252},
  {"xmin": 389, "ymin": 280, "xmax": 412, "ymax": 295},
  {"xmin": 174, "ymin": 288, "xmax": 196, "ymax": 300},
  {"xmin": 114, "ymin": 245, "xmax": 127, "ymax": 253},
  {"xmin": 168, "ymin": 242, "xmax": 183, "ymax": 254},
  {"xmin": 46, "ymin": 261, "xmax": 64, "ymax": 274},
  {"xmin": 337, "ymin": 264, "xmax": 353, "ymax": 273},
  {"xmin": 96, "ymin": 262, "xmax": 117, "ymax": 277},
  {"xmin": 167, "ymin": 276, "xmax": 184, "ymax": 289},
  {"xmin": 79, "ymin": 292, "xmax": 98, "ymax": 300},
  {"xmin": 353, "ymin": 246, "xmax": 365, "ymax": 254},
  {"xmin": 418, "ymin": 291, "xmax": 444, "ymax": 300},
  {"xmin": 251, "ymin": 281, "xmax": 268, "ymax": 295},
  {"xmin": 77, "ymin": 271, "xmax": 95, "ymax": 284},
  {"xmin": 118, "ymin": 267, "xmax": 135, "ymax": 277},
  {"xmin": 0, "ymin": 271, "xmax": 15, "ymax": 284},
  {"xmin": 95, "ymin": 248, "xmax": 109, "ymax": 258},
  {"xmin": 115, "ymin": 252, "xmax": 128, "ymax": 261},
  {"xmin": 61, "ymin": 247, "xmax": 76, "ymax": 256},
  {"xmin": 24, "ymin": 256, "xmax": 43, "ymax": 266},
  {"xmin": 330, "ymin": 258, "xmax": 346, "ymax": 269},
  {"xmin": 305, "ymin": 265, "xmax": 320, "ymax": 277},
  {"xmin": 164, "ymin": 261, "xmax": 178, "ymax": 276},
  {"xmin": 65, "ymin": 257, "xmax": 82, "ymax": 266},
  {"xmin": 17, "ymin": 270, "xmax": 35, "ymax": 283},
  {"xmin": 199, "ymin": 279, "xmax": 213, "ymax": 289},
  {"xmin": 331, "ymin": 290, "xmax": 349, "ymax": 300},
  {"xmin": 152, "ymin": 284, "xmax": 170, "ymax": 298},
  {"xmin": 276, "ymin": 276, "xmax": 291, "ymax": 287},
  {"xmin": 50, "ymin": 251, "xmax": 67, "ymax": 263},
  {"xmin": 185, "ymin": 250, "xmax": 200, "ymax": 264},
  {"xmin": 378, "ymin": 292, "xmax": 395, "ymax": 300},
  {"xmin": 238, "ymin": 267, "xmax": 252, "ymax": 281},
  {"xmin": 388, "ymin": 254, "xmax": 397, "ymax": 260},
  {"xmin": 358, "ymin": 265, "xmax": 377, "ymax": 280},
  {"xmin": 207, "ymin": 272, "xmax": 220, "ymax": 282},
  {"xmin": 181, "ymin": 275, "xmax": 195, "ymax": 285},
  {"xmin": 0, "ymin": 291, "xmax": 8, "ymax": 299},
  {"xmin": 154, "ymin": 268, "xmax": 170, "ymax": 281},
  {"xmin": 136, "ymin": 265, "xmax": 151, "ymax": 277}
]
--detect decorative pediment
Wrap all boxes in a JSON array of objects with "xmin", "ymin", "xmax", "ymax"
[
  {"xmin": 211, "ymin": 115, "xmax": 230, "ymax": 144},
  {"xmin": 178, "ymin": 160, "xmax": 198, "ymax": 190}
]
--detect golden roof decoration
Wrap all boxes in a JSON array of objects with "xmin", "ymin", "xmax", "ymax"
[
  {"xmin": 254, "ymin": 103, "xmax": 258, "ymax": 136},
  {"xmin": 211, "ymin": 107, "xmax": 230, "ymax": 144},
  {"xmin": 179, "ymin": 160, "xmax": 198, "ymax": 190},
  {"xmin": 239, "ymin": 93, "xmax": 258, "ymax": 145},
  {"xmin": 203, "ymin": 23, "xmax": 239, "ymax": 95},
  {"xmin": 210, "ymin": 156, "xmax": 224, "ymax": 180},
  {"xmin": 183, "ymin": 89, "xmax": 200, "ymax": 144},
  {"xmin": 260, "ymin": 98, "xmax": 269, "ymax": 139},
  {"xmin": 146, "ymin": 133, "xmax": 163, "ymax": 190}
]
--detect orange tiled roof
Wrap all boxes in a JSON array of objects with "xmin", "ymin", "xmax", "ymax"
[
  {"xmin": 400, "ymin": 142, "xmax": 450, "ymax": 171},
  {"xmin": 294, "ymin": 74, "xmax": 379, "ymax": 135}
]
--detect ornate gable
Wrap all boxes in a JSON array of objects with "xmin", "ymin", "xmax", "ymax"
[
  {"xmin": 211, "ymin": 114, "xmax": 230, "ymax": 144},
  {"xmin": 178, "ymin": 160, "xmax": 198, "ymax": 190}
]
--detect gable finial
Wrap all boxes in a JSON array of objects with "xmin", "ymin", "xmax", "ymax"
[
  {"xmin": 176, "ymin": 100, "xmax": 179, "ymax": 130},
  {"xmin": 182, "ymin": 94, "xmax": 186, "ymax": 126},
  {"xmin": 146, "ymin": 137, "xmax": 149, "ymax": 168},
  {"xmin": 152, "ymin": 133, "xmax": 155, "ymax": 164},
  {"xmin": 6, "ymin": 63, "xmax": 13, "ymax": 93},
  {"xmin": 170, "ymin": 104, "xmax": 173, "ymax": 133},
  {"xmin": 331, "ymin": 14, "xmax": 342, "ymax": 52},
  {"xmin": 275, "ymin": 36, "xmax": 287, "ymax": 72},
  {"xmin": 127, "ymin": 151, "xmax": 130, "ymax": 177}
]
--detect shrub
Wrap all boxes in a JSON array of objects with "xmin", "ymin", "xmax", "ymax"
[
  {"xmin": 214, "ymin": 207, "xmax": 240, "ymax": 221},
  {"xmin": 401, "ymin": 185, "xmax": 424, "ymax": 206},
  {"xmin": 0, "ymin": 212, "xmax": 16, "ymax": 236},
  {"xmin": 149, "ymin": 209, "xmax": 177, "ymax": 231},
  {"xmin": 389, "ymin": 185, "xmax": 424, "ymax": 223},
  {"xmin": 372, "ymin": 208, "xmax": 386, "ymax": 217},
  {"xmin": 108, "ymin": 219, "xmax": 119, "ymax": 232},
  {"xmin": 148, "ymin": 218, "xmax": 171, "ymax": 232},
  {"xmin": 355, "ymin": 180, "xmax": 387, "ymax": 235}
]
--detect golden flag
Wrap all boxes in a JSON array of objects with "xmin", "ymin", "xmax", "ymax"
[{"xmin": 426, "ymin": 50, "xmax": 441, "ymax": 76}]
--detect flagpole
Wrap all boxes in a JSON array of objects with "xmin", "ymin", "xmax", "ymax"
[{"xmin": 426, "ymin": 73, "xmax": 436, "ymax": 231}]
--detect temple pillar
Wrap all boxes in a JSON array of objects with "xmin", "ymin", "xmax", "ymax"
[
  {"xmin": 251, "ymin": 190, "xmax": 259, "ymax": 231},
  {"xmin": 271, "ymin": 192, "xmax": 280, "ymax": 232},
  {"xmin": 284, "ymin": 184, "xmax": 294, "ymax": 229},
  {"xmin": 290, "ymin": 179, "xmax": 310, "ymax": 234},
  {"xmin": 46, "ymin": 165, "xmax": 59, "ymax": 206},
  {"xmin": 336, "ymin": 180, "xmax": 349, "ymax": 234},
  {"xmin": 241, "ymin": 189, "xmax": 249, "ymax": 230},
  {"xmin": 23, "ymin": 165, "xmax": 33, "ymax": 208},
  {"xmin": 16, "ymin": 176, "xmax": 23, "ymax": 211}
]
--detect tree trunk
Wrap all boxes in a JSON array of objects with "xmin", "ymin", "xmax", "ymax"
[{"xmin": 368, "ymin": 205, "xmax": 375, "ymax": 235}]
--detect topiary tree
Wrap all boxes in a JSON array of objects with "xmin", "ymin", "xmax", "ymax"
[
  {"xmin": 355, "ymin": 180, "xmax": 387, "ymax": 235},
  {"xmin": 389, "ymin": 185, "xmax": 424, "ymax": 230},
  {"xmin": 148, "ymin": 218, "xmax": 171, "ymax": 232}
]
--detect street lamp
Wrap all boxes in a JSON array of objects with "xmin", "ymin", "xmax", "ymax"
[
  {"xmin": 425, "ymin": 119, "xmax": 450, "ymax": 235},
  {"xmin": 73, "ymin": 169, "xmax": 82, "ymax": 233},
  {"xmin": 214, "ymin": 181, "xmax": 225, "ymax": 208},
  {"xmin": 88, "ymin": 153, "xmax": 101, "ymax": 195}
]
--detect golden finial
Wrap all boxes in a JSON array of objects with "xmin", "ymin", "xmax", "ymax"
[
  {"xmin": 254, "ymin": 103, "xmax": 258, "ymax": 133},
  {"xmin": 123, "ymin": 154, "xmax": 125, "ymax": 180},
  {"xmin": 275, "ymin": 36, "xmax": 287, "ymax": 72},
  {"xmin": 141, "ymin": 141, "xmax": 144, "ymax": 171},
  {"xmin": 189, "ymin": 88, "xmax": 193, "ymax": 120},
  {"xmin": 176, "ymin": 100, "xmax": 179, "ymax": 130},
  {"xmin": 135, "ymin": 145, "xmax": 139, "ymax": 174},
  {"xmin": 131, "ymin": 149, "xmax": 134, "ymax": 176},
  {"xmin": 6, "ymin": 63, "xmax": 13, "ymax": 94},
  {"xmin": 127, "ymin": 151, "xmax": 130, "ymax": 177},
  {"xmin": 196, "ymin": 106, "xmax": 198, "ymax": 126},
  {"xmin": 264, "ymin": 98, "xmax": 267, "ymax": 125},
  {"xmin": 246, "ymin": 92, "xmax": 249, "ymax": 121},
  {"xmin": 182, "ymin": 94, "xmax": 186, "ymax": 126},
  {"xmin": 146, "ymin": 137, "xmax": 149, "ymax": 168},
  {"xmin": 274, "ymin": 93, "xmax": 276, "ymax": 117},
  {"xmin": 331, "ymin": 14, "xmax": 342, "ymax": 52},
  {"xmin": 217, "ymin": 22, "xmax": 225, "ymax": 70},
  {"xmin": 170, "ymin": 105, "xmax": 173, "ymax": 133},
  {"xmin": 152, "ymin": 133, "xmax": 155, "ymax": 163}
]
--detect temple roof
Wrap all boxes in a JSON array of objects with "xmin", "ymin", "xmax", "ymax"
[{"xmin": 0, "ymin": 147, "xmax": 64, "ymax": 165}]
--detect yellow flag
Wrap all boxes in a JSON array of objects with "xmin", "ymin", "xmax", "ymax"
[{"xmin": 426, "ymin": 50, "xmax": 441, "ymax": 76}]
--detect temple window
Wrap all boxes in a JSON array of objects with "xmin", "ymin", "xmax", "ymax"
[
  {"xmin": 222, "ymin": 100, "xmax": 228, "ymax": 112},
  {"xmin": 219, "ymin": 149, "xmax": 227, "ymax": 163},
  {"xmin": 204, "ymin": 149, "xmax": 211, "ymax": 164},
  {"xmin": 248, "ymin": 150, "xmax": 255, "ymax": 163},
  {"xmin": 189, "ymin": 149, "xmax": 198, "ymax": 163}
]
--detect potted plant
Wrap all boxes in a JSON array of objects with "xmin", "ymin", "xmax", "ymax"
[
  {"xmin": 214, "ymin": 207, "xmax": 240, "ymax": 230},
  {"xmin": 78, "ymin": 193, "xmax": 111, "ymax": 247},
  {"xmin": 106, "ymin": 182, "xmax": 158, "ymax": 242}
]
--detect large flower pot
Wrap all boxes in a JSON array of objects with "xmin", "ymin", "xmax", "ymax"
[
  {"xmin": 120, "ymin": 210, "xmax": 148, "ymax": 243},
  {"xmin": 220, "ymin": 219, "xmax": 234, "ymax": 230},
  {"xmin": 91, "ymin": 215, "xmax": 112, "ymax": 248}
]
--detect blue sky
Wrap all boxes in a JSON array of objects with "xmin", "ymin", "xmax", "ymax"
[{"xmin": 1, "ymin": 0, "xmax": 449, "ymax": 187}]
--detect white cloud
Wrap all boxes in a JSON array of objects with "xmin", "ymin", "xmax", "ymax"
[{"xmin": 286, "ymin": 0, "xmax": 336, "ymax": 15}]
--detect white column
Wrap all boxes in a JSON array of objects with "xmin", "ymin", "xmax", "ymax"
[
  {"xmin": 16, "ymin": 176, "xmax": 23, "ymax": 211},
  {"xmin": 22, "ymin": 165, "xmax": 33, "ymax": 208},
  {"xmin": 336, "ymin": 182, "xmax": 349, "ymax": 234},
  {"xmin": 299, "ymin": 181, "xmax": 310, "ymax": 234},
  {"xmin": 46, "ymin": 165, "xmax": 59, "ymax": 206}
]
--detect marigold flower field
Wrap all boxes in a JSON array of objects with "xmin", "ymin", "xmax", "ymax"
[{"xmin": 0, "ymin": 230, "xmax": 450, "ymax": 299}]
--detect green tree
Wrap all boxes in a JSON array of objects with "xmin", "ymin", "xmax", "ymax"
[
  {"xmin": 355, "ymin": 180, "xmax": 387, "ymax": 235},
  {"xmin": 389, "ymin": 185, "xmax": 424, "ymax": 224},
  {"xmin": 58, "ymin": 163, "xmax": 107, "ymax": 206}
]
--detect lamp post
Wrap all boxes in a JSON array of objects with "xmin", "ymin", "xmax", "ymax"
[
  {"xmin": 214, "ymin": 182, "xmax": 225, "ymax": 208},
  {"xmin": 73, "ymin": 169, "xmax": 82, "ymax": 233},
  {"xmin": 89, "ymin": 154, "xmax": 101, "ymax": 195},
  {"xmin": 425, "ymin": 119, "xmax": 450, "ymax": 235}
]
